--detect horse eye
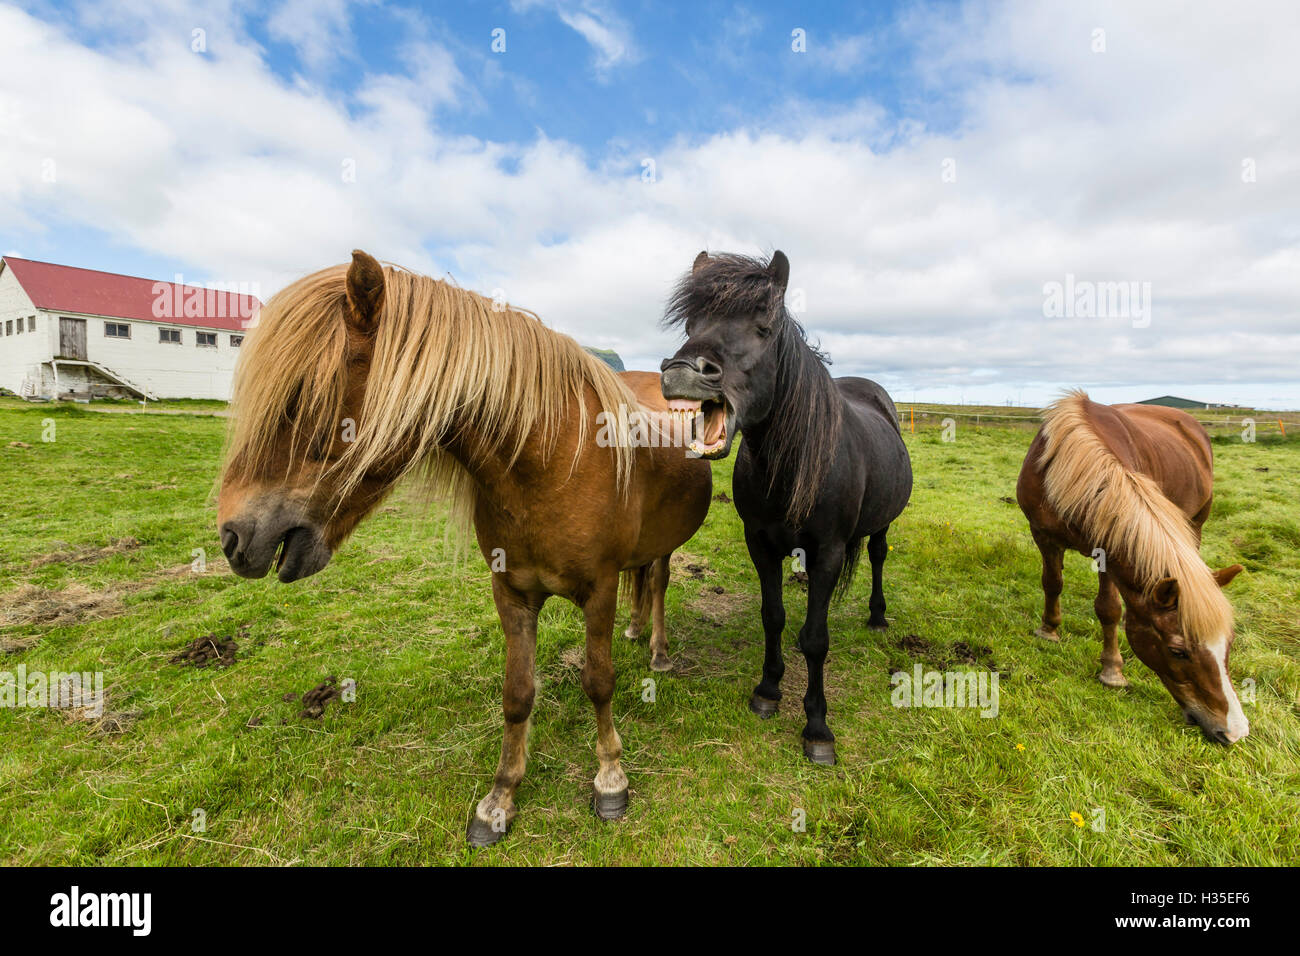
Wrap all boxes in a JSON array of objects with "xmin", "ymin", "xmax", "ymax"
[{"xmin": 1170, "ymin": 647, "xmax": 1190, "ymax": 660}]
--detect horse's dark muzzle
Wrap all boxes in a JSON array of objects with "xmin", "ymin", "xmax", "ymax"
[
  {"xmin": 660, "ymin": 356, "xmax": 723, "ymax": 400},
  {"xmin": 220, "ymin": 515, "xmax": 330, "ymax": 583}
]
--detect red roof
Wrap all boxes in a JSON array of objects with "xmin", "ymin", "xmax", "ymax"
[{"xmin": 1, "ymin": 256, "xmax": 261, "ymax": 331}]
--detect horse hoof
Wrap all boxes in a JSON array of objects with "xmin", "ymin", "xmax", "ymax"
[
  {"xmin": 649, "ymin": 655, "xmax": 673, "ymax": 672},
  {"xmin": 593, "ymin": 787, "xmax": 628, "ymax": 821},
  {"xmin": 749, "ymin": 693, "xmax": 779, "ymax": 719},
  {"xmin": 624, "ymin": 627, "xmax": 641, "ymax": 641},
  {"xmin": 1098, "ymin": 670, "xmax": 1129, "ymax": 689},
  {"xmin": 1035, "ymin": 627, "xmax": 1060, "ymax": 642},
  {"xmin": 868, "ymin": 620, "xmax": 889, "ymax": 632},
  {"xmin": 466, "ymin": 813, "xmax": 510, "ymax": 848},
  {"xmin": 802, "ymin": 738, "xmax": 836, "ymax": 766}
]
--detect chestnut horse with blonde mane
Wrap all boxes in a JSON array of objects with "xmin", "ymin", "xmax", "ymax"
[
  {"xmin": 1017, "ymin": 391, "xmax": 1247, "ymax": 743},
  {"xmin": 217, "ymin": 251, "xmax": 711, "ymax": 846}
]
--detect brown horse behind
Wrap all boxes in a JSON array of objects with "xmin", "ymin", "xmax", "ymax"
[
  {"xmin": 1017, "ymin": 391, "xmax": 1247, "ymax": 743},
  {"xmin": 217, "ymin": 252, "xmax": 711, "ymax": 846}
]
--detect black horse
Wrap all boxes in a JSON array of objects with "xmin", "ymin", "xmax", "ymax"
[{"xmin": 660, "ymin": 250, "xmax": 913, "ymax": 765}]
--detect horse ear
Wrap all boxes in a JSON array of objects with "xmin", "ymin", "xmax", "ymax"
[
  {"xmin": 692, "ymin": 251, "xmax": 709, "ymax": 273},
  {"xmin": 1213, "ymin": 564, "xmax": 1244, "ymax": 588},
  {"xmin": 345, "ymin": 250, "xmax": 385, "ymax": 331},
  {"xmin": 1152, "ymin": 577, "xmax": 1180, "ymax": 611},
  {"xmin": 768, "ymin": 250, "xmax": 790, "ymax": 292}
]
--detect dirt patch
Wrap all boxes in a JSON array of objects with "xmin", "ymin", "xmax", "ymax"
[
  {"xmin": 671, "ymin": 551, "xmax": 713, "ymax": 581},
  {"xmin": 713, "ymin": 491, "xmax": 731, "ymax": 503},
  {"xmin": 170, "ymin": 629, "xmax": 242, "ymax": 668},
  {"xmin": 895, "ymin": 632, "xmax": 933, "ymax": 656},
  {"xmin": 29, "ymin": 536, "xmax": 141, "ymax": 568},
  {"xmin": 50, "ymin": 682, "xmax": 138, "ymax": 736},
  {"xmin": 887, "ymin": 632, "xmax": 1006, "ymax": 676},
  {"xmin": 8, "ymin": 441, "xmax": 31, "ymax": 448},
  {"xmin": 687, "ymin": 587, "xmax": 752, "ymax": 626},
  {"xmin": 787, "ymin": 570, "xmax": 809, "ymax": 587},
  {"xmin": 0, "ymin": 583, "xmax": 125, "ymax": 630}
]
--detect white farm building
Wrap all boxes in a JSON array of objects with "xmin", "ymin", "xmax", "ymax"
[{"xmin": 0, "ymin": 256, "xmax": 262, "ymax": 401}]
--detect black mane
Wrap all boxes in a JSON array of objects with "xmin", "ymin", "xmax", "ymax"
[{"xmin": 664, "ymin": 253, "xmax": 831, "ymax": 364}]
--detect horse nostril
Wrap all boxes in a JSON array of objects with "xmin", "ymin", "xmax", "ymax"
[
  {"xmin": 694, "ymin": 356, "xmax": 722, "ymax": 379},
  {"xmin": 220, "ymin": 524, "xmax": 241, "ymax": 562}
]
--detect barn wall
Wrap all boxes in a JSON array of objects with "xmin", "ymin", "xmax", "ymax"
[
  {"xmin": 0, "ymin": 267, "xmax": 45, "ymax": 395},
  {"xmin": 56, "ymin": 311, "xmax": 245, "ymax": 399}
]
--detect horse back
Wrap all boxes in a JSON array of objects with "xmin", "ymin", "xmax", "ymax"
[
  {"xmin": 835, "ymin": 376, "xmax": 904, "ymax": 436},
  {"xmin": 1017, "ymin": 397, "xmax": 1214, "ymax": 546}
]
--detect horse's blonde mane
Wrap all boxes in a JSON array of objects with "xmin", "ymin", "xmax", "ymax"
[
  {"xmin": 1038, "ymin": 390, "xmax": 1232, "ymax": 643},
  {"xmin": 225, "ymin": 262, "xmax": 636, "ymax": 536}
]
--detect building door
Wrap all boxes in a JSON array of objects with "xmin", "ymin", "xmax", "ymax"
[{"xmin": 59, "ymin": 317, "xmax": 87, "ymax": 359}]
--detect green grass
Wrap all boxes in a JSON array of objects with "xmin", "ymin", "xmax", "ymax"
[{"xmin": 0, "ymin": 403, "xmax": 1297, "ymax": 865}]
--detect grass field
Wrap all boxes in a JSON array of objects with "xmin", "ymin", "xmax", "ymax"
[{"xmin": 1, "ymin": 398, "xmax": 1297, "ymax": 865}]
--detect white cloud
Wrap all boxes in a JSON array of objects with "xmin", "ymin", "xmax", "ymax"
[
  {"xmin": 267, "ymin": 0, "xmax": 358, "ymax": 72},
  {"xmin": 1, "ymin": 0, "xmax": 1298, "ymax": 406},
  {"xmin": 513, "ymin": 0, "xmax": 637, "ymax": 73}
]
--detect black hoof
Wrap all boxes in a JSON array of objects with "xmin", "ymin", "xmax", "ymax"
[
  {"xmin": 868, "ymin": 618, "xmax": 888, "ymax": 631},
  {"xmin": 593, "ymin": 788, "xmax": 628, "ymax": 821},
  {"xmin": 749, "ymin": 692, "xmax": 779, "ymax": 719},
  {"xmin": 802, "ymin": 738, "xmax": 836, "ymax": 766},
  {"xmin": 466, "ymin": 813, "xmax": 510, "ymax": 848}
]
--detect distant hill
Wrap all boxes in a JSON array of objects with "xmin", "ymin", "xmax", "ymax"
[
  {"xmin": 584, "ymin": 347, "xmax": 625, "ymax": 372},
  {"xmin": 1137, "ymin": 395, "xmax": 1243, "ymax": 410}
]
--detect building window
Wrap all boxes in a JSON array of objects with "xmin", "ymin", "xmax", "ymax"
[
  {"xmin": 160, "ymin": 328, "xmax": 181, "ymax": 344},
  {"xmin": 14, "ymin": 319, "xmax": 20, "ymax": 334},
  {"xmin": 196, "ymin": 331, "xmax": 217, "ymax": 347},
  {"xmin": 230, "ymin": 334, "xmax": 244, "ymax": 348},
  {"xmin": 105, "ymin": 322, "xmax": 131, "ymax": 338},
  {"xmin": 4, "ymin": 320, "xmax": 11, "ymax": 335},
  {"xmin": 28, "ymin": 316, "xmax": 35, "ymax": 332}
]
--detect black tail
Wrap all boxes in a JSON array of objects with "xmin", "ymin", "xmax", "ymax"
[{"xmin": 833, "ymin": 536, "xmax": 865, "ymax": 602}]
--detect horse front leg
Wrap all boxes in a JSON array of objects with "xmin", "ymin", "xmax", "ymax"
[
  {"xmin": 1095, "ymin": 571, "xmax": 1128, "ymax": 688},
  {"xmin": 799, "ymin": 541, "xmax": 844, "ymax": 766},
  {"xmin": 581, "ymin": 575, "xmax": 629, "ymax": 820},
  {"xmin": 466, "ymin": 577, "xmax": 543, "ymax": 848},
  {"xmin": 744, "ymin": 526, "xmax": 786, "ymax": 718}
]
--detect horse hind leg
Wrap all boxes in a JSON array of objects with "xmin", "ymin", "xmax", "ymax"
[
  {"xmin": 1095, "ymin": 571, "xmax": 1128, "ymax": 688},
  {"xmin": 647, "ymin": 554, "xmax": 672, "ymax": 672},
  {"xmin": 467, "ymin": 580, "xmax": 542, "ymax": 848},
  {"xmin": 866, "ymin": 530, "xmax": 889, "ymax": 630},
  {"xmin": 622, "ymin": 564, "xmax": 651, "ymax": 640},
  {"xmin": 1032, "ymin": 530, "xmax": 1064, "ymax": 641}
]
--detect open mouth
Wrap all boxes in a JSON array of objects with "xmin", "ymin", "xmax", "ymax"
[
  {"xmin": 274, "ymin": 526, "xmax": 321, "ymax": 583},
  {"xmin": 665, "ymin": 396, "xmax": 732, "ymax": 457}
]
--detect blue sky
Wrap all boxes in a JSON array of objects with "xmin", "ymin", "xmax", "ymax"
[{"xmin": 3, "ymin": 0, "xmax": 1298, "ymax": 407}]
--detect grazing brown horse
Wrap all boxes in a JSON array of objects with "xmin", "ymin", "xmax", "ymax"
[
  {"xmin": 217, "ymin": 251, "xmax": 711, "ymax": 846},
  {"xmin": 1017, "ymin": 391, "xmax": 1247, "ymax": 743}
]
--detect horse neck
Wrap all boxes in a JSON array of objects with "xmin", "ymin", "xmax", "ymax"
[
  {"xmin": 740, "ymin": 336, "xmax": 836, "ymax": 475},
  {"xmin": 438, "ymin": 384, "xmax": 585, "ymax": 509}
]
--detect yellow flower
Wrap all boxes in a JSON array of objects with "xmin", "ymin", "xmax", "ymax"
[
  {"xmin": 1069, "ymin": 812, "xmax": 1085, "ymax": 827},
  {"xmin": 1014, "ymin": 743, "xmax": 1025, "ymax": 752}
]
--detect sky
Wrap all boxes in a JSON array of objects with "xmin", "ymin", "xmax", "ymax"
[{"xmin": 1, "ymin": 0, "xmax": 1297, "ymax": 408}]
